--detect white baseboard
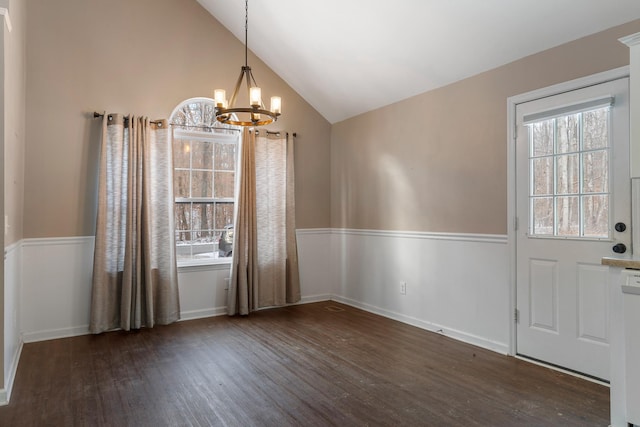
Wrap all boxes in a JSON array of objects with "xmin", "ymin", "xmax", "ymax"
[
  {"xmin": 22, "ymin": 325, "xmax": 90, "ymax": 344},
  {"xmin": 331, "ymin": 295, "xmax": 509, "ymax": 355},
  {"xmin": 180, "ymin": 294, "xmax": 332, "ymax": 321},
  {"xmin": 175, "ymin": 293, "xmax": 334, "ymax": 322},
  {"xmin": 22, "ymin": 296, "xmax": 335, "ymax": 340},
  {"xmin": 0, "ymin": 340, "xmax": 24, "ymax": 405},
  {"xmin": 297, "ymin": 293, "xmax": 332, "ymax": 304},
  {"xmin": 179, "ymin": 307, "xmax": 228, "ymax": 321}
]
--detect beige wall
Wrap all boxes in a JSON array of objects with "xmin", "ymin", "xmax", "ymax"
[
  {"xmin": 24, "ymin": 2, "xmax": 640, "ymax": 238},
  {"xmin": 25, "ymin": 0, "xmax": 331, "ymax": 238},
  {"xmin": 331, "ymin": 19, "xmax": 640, "ymax": 235}
]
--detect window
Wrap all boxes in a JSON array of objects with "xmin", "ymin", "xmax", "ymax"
[
  {"xmin": 527, "ymin": 104, "xmax": 610, "ymax": 239},
  {"xmin": 170, "ymin": 98, "xmax": 240, "ymax": 265}
]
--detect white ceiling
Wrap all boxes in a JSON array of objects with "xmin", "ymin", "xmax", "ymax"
[{"xmin": 197, "ymin": 0, "xmax": 640, "ymax": 124}]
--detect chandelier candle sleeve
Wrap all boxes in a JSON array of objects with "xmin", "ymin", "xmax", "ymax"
[
  {"xmin": 214, "ymin": 89, "xmax": 226, "ymax": 107},
  {"xmin": 271, "ymin": 96, "xmax": 282, "ymax": 114},
  {"xmin": 250, "ymin": 87, "xmax": 262, "ymax": 107}
]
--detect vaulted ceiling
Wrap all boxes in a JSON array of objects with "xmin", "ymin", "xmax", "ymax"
[{"xmin": 197, "ymin": 0, "xmax": 640, "ymax": 124}]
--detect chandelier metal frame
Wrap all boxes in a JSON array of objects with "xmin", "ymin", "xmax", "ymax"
[{"xmin": 214, "ymin": 0, "xmax": 281, "ymax": 127}]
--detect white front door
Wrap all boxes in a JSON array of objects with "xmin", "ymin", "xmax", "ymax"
[{"xmin": 515, "ymin": 78, "xmax": 631, "ymax": 381}]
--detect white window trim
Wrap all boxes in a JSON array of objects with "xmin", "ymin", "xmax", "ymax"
[
  {"xmin": 173, "ymin": 128, "xmax": 239, "ymax": 143},
  {"xmin": 171, "ymin": 97, "xmax": 241, "ymax": 268},
  {"xmin": 526, "ymin": 107, "xmax": 612, "ymax": 240},
  {"xmin": 178, "ymin": 257, "xmax": 232, "ymax": 269}
]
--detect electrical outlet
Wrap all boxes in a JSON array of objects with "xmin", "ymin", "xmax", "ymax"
[{"xmin": 400, "ymin": 281, "xmax": 407, "ymax": 295}]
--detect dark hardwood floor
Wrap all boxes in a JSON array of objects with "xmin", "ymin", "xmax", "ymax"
[{"xmin": 0, "ymin": 302, "xmax": 609, "ymax": 426}]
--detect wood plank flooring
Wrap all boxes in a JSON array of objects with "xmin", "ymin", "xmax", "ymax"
[{"xmin": 0, "ymin": 302, "xmax": 609, "ymax": 426}]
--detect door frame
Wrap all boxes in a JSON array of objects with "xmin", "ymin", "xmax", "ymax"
[{"xmin": 506, "ymin": 66, "xmax": 630, "ymax": 357}]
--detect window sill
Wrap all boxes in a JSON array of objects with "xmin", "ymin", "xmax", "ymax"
[{"xmin": 178, "ymin": 257, "xmax": 232, "ymax": 272}]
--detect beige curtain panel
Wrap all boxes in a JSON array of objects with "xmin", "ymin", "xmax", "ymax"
[
  {"xmin": 90, "ymin": 114, "xmax": 180, "ymax": 333},
  {"xmin": 228, "ymin": 129, "xmax": 300, "ymax": 315}
]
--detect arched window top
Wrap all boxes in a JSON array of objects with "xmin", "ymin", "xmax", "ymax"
[
  {"xmin": 169, "ymin": 97, "xmax": 240, "ymax": 266},
  {"xmin": 169, "ymin": 97, "xmax": 239, "ymax": 133}
]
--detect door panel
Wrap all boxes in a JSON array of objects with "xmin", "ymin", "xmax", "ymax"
[
  {"xmin": 516, "ymin": 78, "xmax": 630, "ymax": 381},
  {"xmin": 577, "ymin": 264, "xmax": 609, "ymax": 344},
  {"xmin": 529, "ymin": 258, "xmax": 558, "ymax": 332}
]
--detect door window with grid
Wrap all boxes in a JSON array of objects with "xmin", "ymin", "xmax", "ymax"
[
  {"xmin": 170, "ymin": 98, "xmax": 240, "ymax": 265},
  {"xmin": 525, "ymin": 98, "xmax": 612, "ymax": 239}
]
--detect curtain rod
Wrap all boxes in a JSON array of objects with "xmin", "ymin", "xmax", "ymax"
[
  {"xmin": 254, "ymin": 130, "xmax": 297, "ymax": 137},
  {"xmin": 95, "ymin": 113, "xmax": 241, "ymax": 133},
  {"xmin": 93, "ymin": 112, "xmax": 164, "ymax": 126},
  {"xmin": 93, "ymin": 113, "xmax": 296, "ymax": 136}
]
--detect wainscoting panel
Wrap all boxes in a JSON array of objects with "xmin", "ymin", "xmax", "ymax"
[
  {"xmin": 21, "ymin": 237, "xmax": 95, "ymax": 342},
  {"xmin": 331, "ymin": 229, "xmax": 510, "ymax": 354},
  {"xmin": 17, "ymin": 229, "xmax": 507, "ymax": 355},
  {"xmin": 18, "ymin": 230, "xmax": 333, "ymax": 343},
  {"xmin": 178, "ymin": 263, "xmax": 231, "ymax": 321},
  {"xmin": 576, "ymin": 263, "xmax": 609, "ymax": 344},
  {"xmin": 2, "ymin": 242, "xmax": 23, "ymax": 405},
  {"xmin": 529, "ymin": 259, "xmax": 559, "ymax": 332},
  {"xmin": 296, "ymin": 229, "xmax": 333, "ymax": 302}
]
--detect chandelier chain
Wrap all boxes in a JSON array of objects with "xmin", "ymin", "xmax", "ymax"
[{"xmin": 244, "ymin": 0, "xmax": 248, "ymax": 68}]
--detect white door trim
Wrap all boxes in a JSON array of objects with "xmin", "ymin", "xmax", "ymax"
[{"xmin": 506, "ymin": 66, "xmax": 630, "ymax": 356}]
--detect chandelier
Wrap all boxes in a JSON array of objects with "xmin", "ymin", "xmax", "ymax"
[{"xmin": 214, "ymin": 0, "xmax": 281, "ymax": 127}]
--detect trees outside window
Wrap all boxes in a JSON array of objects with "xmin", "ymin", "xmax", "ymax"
[
  {"xmin": 170, "ymin": 98, "xmax": 240, "ymax": 265},
  {"xmin": 529, "ymin": 107, "xmax": 609, "ymax": 238}
]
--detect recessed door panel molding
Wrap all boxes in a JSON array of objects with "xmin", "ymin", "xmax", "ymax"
[
  {"xmin": 577, "ymin": 263, "xmax": 609, "ymax": 344},
  {"xmin": 529, "ymin": 259, "xmax": 558, "ymax": 332}
]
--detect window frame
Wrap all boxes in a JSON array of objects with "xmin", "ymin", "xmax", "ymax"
[
  {"xmin": 169, "ymin": 98, "xmax": 241, "ymax": 267},
  {"xmin": 526, "ymin": 106, "xmax": 612, "ymax": 241}
]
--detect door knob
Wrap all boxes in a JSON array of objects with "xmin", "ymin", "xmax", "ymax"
[
  {"xmin": 613, "ymin": 243, "xmax": 627, "ymax": 254},
  {"xmin": 615, "ymin": 222, "xmax": 627, "ymax": 232}
]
